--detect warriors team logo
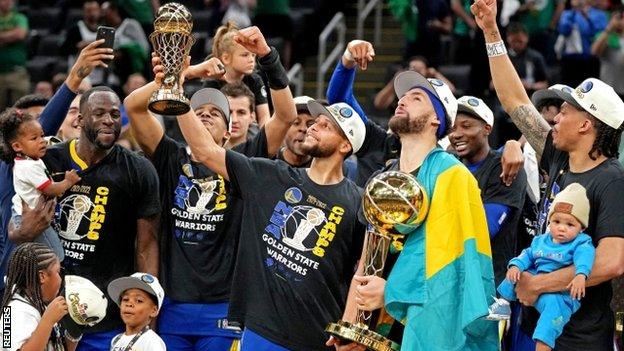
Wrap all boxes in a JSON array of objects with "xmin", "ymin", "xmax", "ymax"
[
  {"xmin": 284, "ymin": 187, "xmax": 303, "ymax": 204},
  {"xmin": 56, "ymin": 194, "xmax": 95, "ymax": 240},
  {"xmin": 281, "ymin": 207, "xmax": 327, "ymax": 251},
  {"xmin": 262, "ymin": 190, "xmax": 345, "ymax": 280},
  {"xmin": 174, "ymin": 175, "xmax": 221, "ymax": 215}
]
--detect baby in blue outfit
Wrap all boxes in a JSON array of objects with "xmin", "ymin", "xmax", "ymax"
[{"xmin": 486, "ymin": 183, "xmax": 595, "ymax": 350}]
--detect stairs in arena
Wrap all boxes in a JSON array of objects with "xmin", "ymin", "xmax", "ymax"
[{"xmin": 300, "ymin": 3, "xmax": 405, "ymax": 120}]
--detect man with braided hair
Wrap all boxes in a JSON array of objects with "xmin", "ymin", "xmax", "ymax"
[
  {"xmin": 472, "ymin": 0, "xmax": 624, "ymax": 349},
  {"xmin": 1, "ymin": 242, "xmax": 69, "ymax": 350}
]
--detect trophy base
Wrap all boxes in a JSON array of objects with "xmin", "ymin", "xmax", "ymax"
[
  {"xmin": 326, "ymin": 320, "xmax": 400, "ymax": 351},
  {"xmin": 148, "ymin": 89, "xmax": 191, "ymax": 115}
]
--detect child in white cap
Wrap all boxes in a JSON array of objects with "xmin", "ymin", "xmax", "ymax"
[
  {"xmin": 486, "ymin": 183, "xmax": 596, "ymax": 350},
  {"xmin": 107, "ymin": 273, "xmax": 166, "ymax": 351}
]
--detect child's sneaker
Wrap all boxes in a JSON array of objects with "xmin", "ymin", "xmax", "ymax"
[{"xmin": 486, "ymin": 296, "xmax": 511, "ymax": 321}]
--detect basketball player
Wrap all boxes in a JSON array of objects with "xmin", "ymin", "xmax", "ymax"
[
  {"xmin": 125, "ymin": 26, "xmax": 298, "ymax": 351},
  {"xmin": 471, "ymin": 1, "xmax": 624, "ymax": 349},
  {"xmin": 43, "ymin": 86, "xmax": 161, "ymax": 351},
  {"xmin": 160, "ymin": 51, "xmax": 368, "ymax": 348}
]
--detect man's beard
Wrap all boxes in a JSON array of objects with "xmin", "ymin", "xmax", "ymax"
[
  {"xmin": 300, "ymin": 142, "xmax": 334, "ymax": 158},
  {"xmin": 84, "ymin": 126, "xmax": 120, "ymax": 149},
  {"xmin": 388, "ymin": 112, "xmax": 428, "ymax": 135}
]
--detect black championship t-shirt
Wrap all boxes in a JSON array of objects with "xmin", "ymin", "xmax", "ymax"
[
  {"xmin": 151, "ymin": 129, "xmax": 268, "ymax": 303},
  {"xmin": 202, "ymin": 73, "xmax": 269, "ymax": 106},
  {"xmin": 44, "ymin": 141, "xmax": 160, "ymax": 333},
  {"xmin": 355, "ymin": 121, "xmax": 400, "ymax": 187},
  {"xmin": 522, "ymin": 131, "xmax": 624, "ymax": 350},
  {"xmin": 472, "ymin": 151, "xmax": 527, "ymax": 286},
  {"xmin": 225, "ymin": 151, "xmax": 366, "ymax": 351}
]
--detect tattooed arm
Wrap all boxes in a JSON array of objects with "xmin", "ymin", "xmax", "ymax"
[
  {"xmin": 471, "ymin": 0, "xmax": 550, "ymax": 161},
  {"xmin": 65, "ymin": 40, "xmax": 114, "ymax": 92}
]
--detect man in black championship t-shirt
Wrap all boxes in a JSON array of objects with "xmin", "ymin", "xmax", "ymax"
[
  {"xmin": 175, "ymin": 69, "xmax": 367, "ymax": 351},
  {"xmin": 125, "ymin": 27, "xmax": 299, "ymax": 351},
  {"xmin": 43, "ymin": 86, "xmax": 161, "ymax": 351},
  {"xmin": 473, "ymin": 1, "xmax": 624, "ymax": 349},
  {"xmin": 449, "ymin": 95, "xmax": 527, "ymax": 286}
]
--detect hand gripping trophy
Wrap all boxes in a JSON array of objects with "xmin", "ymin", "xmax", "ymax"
[
  {"xmin": 326, "ymin": 171, "xmax": 429, "ymax": 351},
  {"xmin": 148, "ymin": 3, "xmax": 195, "ymax": 115}
]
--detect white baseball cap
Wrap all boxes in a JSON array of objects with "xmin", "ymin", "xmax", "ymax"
[
  {"xmin": 531, "ymin": 84, "xmax": 573, "ymax": 108},
  {"xmin": 294, "ymin": 96, "xmax": 314, "ymax": 114},
  {"xmin": 64, "ymin": 275, "xmax": 108, "ymax": 327},
  {"xmin": 393, "ymin": 70, "xmax": 458, "ymax": 137},
  {"xmin": 190, "ymin": 88, "xmax": 231, "ymax": 130},
  {"xmin": 551, "ymin": 78, "xmax": 624, "ymax": 129},
  {"xmin": 306, "ymin": 101, "xmax": 366, "ymax": 154},
  {"xmin": 107, "ymin": 272, "xmax": 165, "ymax": 311},
  {"xmin": 457, "ymin": 96, "xmax": 494, "ymax": 127}
]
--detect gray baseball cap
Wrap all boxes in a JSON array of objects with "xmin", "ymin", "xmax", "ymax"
[
  {"xmin": 190, "ymin": 88, "xmax": 231, "ymax": 128},
  {"xmin": 531, "ymin": 84, "xmax": 576, "ymax": 109}
]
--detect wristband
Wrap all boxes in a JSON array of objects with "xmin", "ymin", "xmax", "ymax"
[
  {"xmin": 64, "ymin": 330, "xmax": 83, "ymax": 343},
  {"xmin": 486, "ymin": 41, "xmax": 508, "ymax": 57},
  {"xmin": 257, "ymin": 46, "xmax": 289, "ymax": 90}
]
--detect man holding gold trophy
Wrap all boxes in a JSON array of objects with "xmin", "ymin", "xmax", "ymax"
[
  {"xmin": 125, "ymin": 3, "xmax": 314, "ymax": 350},
  {"xmin": 327, "ymin": 47, "xmax": 500, "ymax": 349},
  {"xmin": 144, "ymin": 21, "xmax": 375, "ymax": 349}
]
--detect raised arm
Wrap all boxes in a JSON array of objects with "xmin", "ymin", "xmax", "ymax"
[
  {"xmin": 123, "ymin": 77, "xmax": 165, "ymax": 158},
  {"xmin": 39, "ymin": 40, "xmax": 113, "ymax": 136},
  {"xmin": 125, "ymin": 54, "xmax": 230, "ymax": 157},
  {"xmin": 326, "ymin": 40, "xmax": 374, "ymax": 121},
  {"xmin": 234, "ymin": 26, "xmax": 297, "ymax": 156},
  {"xmin": 177, "ymin": 108, "xmax": 228, "ymax": 179},
  {"xmin": 471, "ymin": 0, "xmax": 550, "ymax": 160}
]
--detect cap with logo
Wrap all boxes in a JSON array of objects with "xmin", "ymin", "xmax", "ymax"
[
  {"xmin": 457, "ymin": 96, "xmax": 494, "ymax": 127},
  {"xmin": 190, "ymin": 88, "xmax": 231, "ymax": 130},
  {"xmin": 107, "ymin": 272, "xmax": 165, "ymax": 312},
  {"xmin": 393, "ymin": 70, "xmax": 458, "ymax": 137},
  {"xmin": 306, "ymin": 101, "xmax": 366, "ymax": 154},
  {"xmin": 551, "ymin": 78, "xmax": 624, "ymax": 129},
  {"xmin": 62, "ymin": 275, "xmax": 108, "ymax": 338},
  {"xmin": 294, "ymin": 96, "xmax": 314, "ymax": 114},
  {"xmin": 531, "ymin": 84, "xmax": 573, "ymax": 109}
]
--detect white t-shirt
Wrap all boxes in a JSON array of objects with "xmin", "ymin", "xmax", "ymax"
[
  {"xmin": 110, "ymin": 329, "xmax": 166, "ymax": 351},
  {"xmin": 3, "ymin": 293, "xmax": 54, "ymax": 351},
  {"xmin": 11, "ymin": 158, "xmax": 52, "ymax": 215}
]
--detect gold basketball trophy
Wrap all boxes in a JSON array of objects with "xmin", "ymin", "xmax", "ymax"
[
  {"xmin": 148, "ymin": 3, "xmax": 195, "ymax": 115},
  {"xmin": 326, "ymin": 171, "xmax": 429, "ymax": 351}
]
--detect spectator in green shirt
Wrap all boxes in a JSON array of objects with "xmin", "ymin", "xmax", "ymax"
[
  {"xmin": 0, "ymin": 0, "xmax": 29, "ymax": 111},
  {"xmin": 516, "ymin": 0, "xmax": 565, "ymax": 64},
  {"xmin": 451, "ymin": 0, "xmax": 476, "ymax": 64},
  {"xmin": 117, "ymin": 0, "xmax": 159, "ymax": 36}
]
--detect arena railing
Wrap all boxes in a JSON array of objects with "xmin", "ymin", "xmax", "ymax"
[
  {"xmin": 288, "ymin": 63, "xmax": 304, "ymax": 97},
  {"xmin": 317, "ymin": 12, "xmax": 346, "ymax": 99},
  {"xmin": 357, "ymin": 0, "xmax": 383, "ymax": 45}
]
